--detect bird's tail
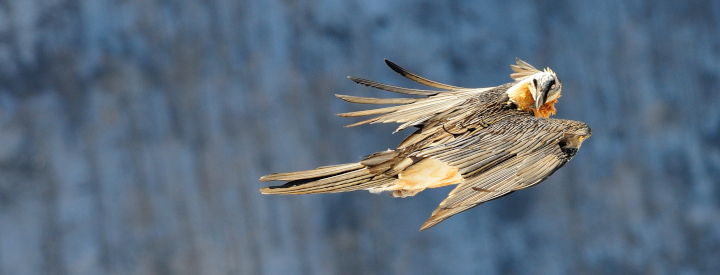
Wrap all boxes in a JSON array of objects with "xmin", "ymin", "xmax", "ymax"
[
  {"xmin": 261, "ymin": 59, "xmax": 462, "ymax": 195},
  {"xmin": 259, "ymin": 160, "xmax": 397, "ymax": 195}
]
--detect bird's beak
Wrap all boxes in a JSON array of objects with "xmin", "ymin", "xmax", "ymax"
[
  {"xmin": 533, "ymin": 78, "xmax": 553, "ymax": 110},
  {"xmin": 533, "ymin": 93, "xmax": 544, "ymax": 110}
]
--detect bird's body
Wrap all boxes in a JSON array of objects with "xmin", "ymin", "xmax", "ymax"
[{"xmin": 260, "ymin": 59, "xmax": 590, "ymax": 230}]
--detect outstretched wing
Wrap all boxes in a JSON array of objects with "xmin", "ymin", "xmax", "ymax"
[
  {"xmin": 337, "ymin": 59, "xmax": 526, "ymax": 150},
  {"xmin": 414, "ymin": 117, "xmax": 588, "ymax": 230},
  {"xmin": 338, "ymin": 60, "xmax": 491, "ymax": 131},
  {"xmin": 336, "ymin": 89, "xmax": 484, "ymax": 131}
]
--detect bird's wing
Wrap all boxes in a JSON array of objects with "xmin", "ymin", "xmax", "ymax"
[
  {"xmin": 382, "ymin": 59, "xmax": 467, "ymax": 90},
  {"xmin": 510, "ymin": 58, "xmax": 541, "ymax": 81},
  {"xmin": 338, "ymin": 60, "xmax": 515, "ymax": 137},
  {"xmin": 339, "ymin": 60, "xmax": 489, "ymax": 131},
  {"xmin": 415, "ymin": 117, "xmax": 585, "ymax": 230},
  {"xmin": 336, "ymin": 89, "xmax": 481, "ymax": 131}
]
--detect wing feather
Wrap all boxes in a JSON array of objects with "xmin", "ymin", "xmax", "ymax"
[
  {"xmin": 417, "ymin": 118, "xmax": 581, "ymax": 230},
  {"xmin": 384, "ymin": 59, "xmax": 467, "ymax": 90},
  {"xmin": 337, "ymin": 105, "xmax": 403, "ymax": 117},
  {"xmin": 348, "ymin": 76, "xmax": 439, "ymax": 96},
  {"xmin": 510, "ymin": 58, "xmax": 541, "ymax": 80},
  {"xmin": 340, "ymin": 60, "xmax": 518, "ymax": 150},
  {"xmin": 341, "ymin": 92, "xmax": 477, "ymax": 131},
  {"xmin": 335, "ymin": 94, "xmax": 419, "ymax": 105}
]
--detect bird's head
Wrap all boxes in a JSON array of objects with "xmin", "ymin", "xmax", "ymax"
[
  {"xmin": 506, "ymin": 59, "xmax": 562, "ymax": 118},
  {"xmin": 528, "ymin": 69, "xmax": 561, "ymax": 110}
]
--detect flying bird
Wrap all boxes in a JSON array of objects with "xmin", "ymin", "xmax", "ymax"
[{"xmin": 259, "ymin": 59, "xmax": 591, "ymax": 230}]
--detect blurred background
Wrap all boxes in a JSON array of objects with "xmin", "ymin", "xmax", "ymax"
[{"xmin": 0, "ymin": 0, "xmax": 718, "ymax": 274}]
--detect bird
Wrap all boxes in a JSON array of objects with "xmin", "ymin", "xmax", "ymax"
[{"xmin": 259, "ymin": 59, "xmax": 591, "ymax": 230}]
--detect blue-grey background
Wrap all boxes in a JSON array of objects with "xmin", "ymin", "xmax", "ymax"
[{"xmin": 0, "ymin": 0, "xmax": 718, "ymax": 274}]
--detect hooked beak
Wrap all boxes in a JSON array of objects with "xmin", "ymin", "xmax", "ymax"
[
  {"xmin": 532, "ymin": 78, "xmax": 553, "ymax": 110},
  {"xmin": 533, "ymin": 93, "xmax": 544, "ymax": 109}
]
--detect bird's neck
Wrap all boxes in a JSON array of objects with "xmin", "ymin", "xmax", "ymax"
[{"xmin": 533, "ymin": 99, "xmax": 558, "ymax": 118}]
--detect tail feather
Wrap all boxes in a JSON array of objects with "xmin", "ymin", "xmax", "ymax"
[
  {"xmin": 260, "ymin": 163, "xmax": 393, "ymax": 195},
  {"xmin": 259, "ymin": 163, "xmax": 363, "ymax": 182}
]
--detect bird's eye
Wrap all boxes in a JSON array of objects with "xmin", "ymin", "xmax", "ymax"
[{"xmin": 546, "ymin": 79, "xmax": 555, "ymax": 89}]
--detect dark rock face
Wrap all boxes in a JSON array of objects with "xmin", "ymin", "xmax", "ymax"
[{"xmin": 0, "ymin": 1, "xmax": 718, "ymax": 274}]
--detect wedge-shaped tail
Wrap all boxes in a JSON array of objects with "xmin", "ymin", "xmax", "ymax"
[{"xmin": 261, "ymin": 163, "xmax": 375, "ymax": 194}]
